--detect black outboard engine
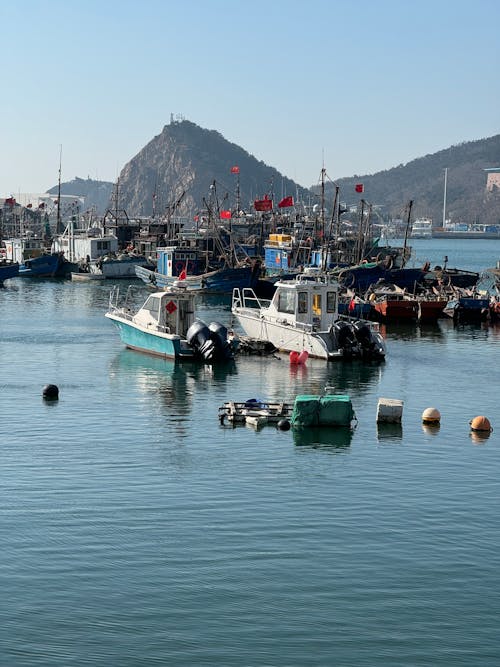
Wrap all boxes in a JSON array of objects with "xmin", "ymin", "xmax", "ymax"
[
  {"xmin": 332, "ymin": 321, "xmax": 358, "ymax": 358},
  {"xmin": 186, "ymin": 319, "xmax": 233, "ymax": 362},
  {"xmin": 352, "ymin": 320, "xmax": 375, "ymax": 357},
  {"xmin": 208, "ymin": 321, "xmax": 233, "ymax": 361},
  {"xmin": 186, "ymin": 320, "xmax": 216, "ymax": 361}
]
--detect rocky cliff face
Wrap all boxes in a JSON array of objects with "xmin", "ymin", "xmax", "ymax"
[{"xmin": 115, "ymin": 120, "xmax": 307, "ymax": 218}]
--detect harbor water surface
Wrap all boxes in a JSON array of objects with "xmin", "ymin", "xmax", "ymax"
[{"xmin": 1, "ymin": 239, "xmax": 500, "ymax": 666}]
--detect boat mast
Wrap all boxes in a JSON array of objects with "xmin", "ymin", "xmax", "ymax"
[
  {"xmin": 56, "ymin": 145, "xmax": 62, "ymax": 235},
  {"xmin": 442, "ymin": 167, "xmax": 448, "ymax": 227},
  {"xmin": 402, "ymin": 199, "xmax": 414, "ymax": 266}
]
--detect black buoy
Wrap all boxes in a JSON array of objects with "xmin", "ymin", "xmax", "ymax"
[
  {"xmin": 277, "ymin": 419, "xmax": 291, "ymax": 431},
  {"xmin": 42, "ymin": 384, "xmax": 59, "ymax": 400}
]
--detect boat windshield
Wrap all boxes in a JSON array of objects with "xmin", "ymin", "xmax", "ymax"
[{"xmin": 277, "ymin": 289, "xmax": 295, "ymax": 314}]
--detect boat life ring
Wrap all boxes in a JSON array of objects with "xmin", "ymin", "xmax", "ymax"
[{"xmin": 340, "ymin": 271, "xmax": 355, "ymax": 288}]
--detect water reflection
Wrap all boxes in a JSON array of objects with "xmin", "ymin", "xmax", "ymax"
[
  {"xmin": 293, "ymin": 426, "xmax": 353, "ymax": 451},
  {"xmin": 421, "ymin": 423, "xmax": 441, "ymax": 436},
  {"xmin": 376, "ymin": 423, "xmax": 403, "ymax": 442},
  {"xmin": 381, "ymin": 322, "xmax": 446, "ymax": 342},
  {"xmin": 470, "ymin": 430, "xmax": 491, "ymax": 445},
  {"xmin": 236, "ymin": 355, "xmax": 385, "ymax": 404},
  {"xmin": 109, "ymin": 349, "xmax": 237, "ymax": 416}
]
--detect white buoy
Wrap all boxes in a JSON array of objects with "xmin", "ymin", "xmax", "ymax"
[
  {"xmin": 422, "ymin": 407, "xmax": 441, "ymax": 424},
  {"xmin": 376, "ymin": 397, "xmax": 404, "ymax": 424}
]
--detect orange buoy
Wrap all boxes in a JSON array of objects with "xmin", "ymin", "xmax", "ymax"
[
  {"xmin": 469, "ymin": 416, "xmax": 492, "ymax": 432},
  {"xmin": 422, "ymin": 407, "xmax": 441, "ymax": 424}
]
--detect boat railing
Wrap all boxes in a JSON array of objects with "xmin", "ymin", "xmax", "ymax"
[
  {"xmin": 232, "ymin": 287, "xmax": 271, "ymax": 311},
  {"xmin": 108, "ymin": 284, "xmax": 135, "ymax": 315}
]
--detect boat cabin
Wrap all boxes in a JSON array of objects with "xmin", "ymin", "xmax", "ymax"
[
  {"xmin": 133, "ymin": 287, "xmax": 196, "ymax": 337},
  {"xmin": 263, "ymin": 271, "xmax": 339, "ymax": 331},
  {"xmin": 51, "ymin": 225, "xmax": 119, "ymax": 263},
  {"xmin": 155, "ymin": 246, "xmax": 206, "ymax": 278}
]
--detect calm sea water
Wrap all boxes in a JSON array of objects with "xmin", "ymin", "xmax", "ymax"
[{"xmin": 1, "ymin": 239, "xmax": 500, "ymax": 666}]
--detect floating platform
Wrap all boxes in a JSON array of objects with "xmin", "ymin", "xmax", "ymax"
[{"xmin": 219, "ymin": 400, "xmax": 293, "ymax": 427}]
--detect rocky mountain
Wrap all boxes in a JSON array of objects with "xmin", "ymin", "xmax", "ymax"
[
  {"xmin": 324, "ymin": 134, "xmax": 500, "ymax": 225},
  {"xmin": 114, "ymin": 119, "xmax": 310, "ymax": 219}
]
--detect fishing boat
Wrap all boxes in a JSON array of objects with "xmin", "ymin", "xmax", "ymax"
[
  {"xmin": 443, "ymin": 293, "xmax": 490, "ymax": 322},
  {"xmin": 105, "ymin": 282, "xmax": 235, "ymax": 362},
  {"xmin": 136, "ymin": 245, "xmax": 262, "ymax": 294},
  {"xmin": 3, "ymin": 237, "xmax": 69, "ymax": 277},
  {"xmin": 231, "ymin": 269, "xmax": 386, "ymax": 361},
  {"xmin": 410, "ymin": 218, "xmax": 433, "ymax": 238}
]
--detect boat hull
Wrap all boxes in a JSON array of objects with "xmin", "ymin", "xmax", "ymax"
[
  {"xmin": 90, "ymin": 257, "xmax": 151, "ymax": 278},
  {"xmin": 136, "ymin": 265, "xmax": 258, "ymax": 293},
  {"xmin": 233, "ymin": 310, "xmax": 333, "ymax": 359},
  {"xmin": 106, "ymin": 314, "xmax": 195, "ymax": 359},
  {"xmin": 340, "ymin": 265, "xmax": 424, "ymax": 292},
  {"xmin": 374, "ymin": 299, "xmax": 419, "ymax": 322},
  {"xmin": 0, "ymin": 262, "xmax": 19, "ymax": 285},
  {"xmin": 19, "ymin": 253, "xmax": 62, "ymax": 277},
  {"xmin": 417, "ymin": 299, "xmax": 448, "ymax": 322}
]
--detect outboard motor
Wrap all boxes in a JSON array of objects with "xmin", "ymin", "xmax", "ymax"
[
  {"xmin": 332, "ymin": 321, "xmax": 358, "ymax": 358},
  {"xmin": 352, "ymin": 320, "xmax": 375, "ymax": 357},
  {"xmin": 186, "ymin": 319, "xmax": 234, "ymax": 362},
  {"xmin": 208, "ymin": 321, "xmax": 233, "ymax": 361},
  {"xmin": 186, "ymin": 320, "xmax": 217, "ymax": 362}
]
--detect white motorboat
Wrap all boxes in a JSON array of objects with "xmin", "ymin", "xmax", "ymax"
[{"xmin": 231, "ymin": 270, "xmax": 386, "ymax": 361}]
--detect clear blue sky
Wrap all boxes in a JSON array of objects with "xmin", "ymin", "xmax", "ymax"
[{"xmin": 2, "ymin": 0, "xmax": 499, "ymax": 196}]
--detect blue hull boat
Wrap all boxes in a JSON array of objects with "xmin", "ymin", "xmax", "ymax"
[
  {"xmin": 444, "ymin": 296, "xmax": 490, "ymax": 322},
  {"xmin": 338, "ymin": 263, "xmax": 424, "ymax": 292},
  {"xmin": 19, "ymin": 253, "xmax": 63, "ymax": 277},
  {"xmin": 136, "ymin": 264, "xmax": 259, "ymax": 294}
]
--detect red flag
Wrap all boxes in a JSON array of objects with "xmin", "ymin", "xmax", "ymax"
[
  {"xmin": 178, "ymin": 263, "xmax": 187, "ymax": 280},
  {"xmin": 355, "ymin": 183, "xmax": 364, "ymax": 193},
  {"xmin": 348, "ymin": 298, "xmax": 356, "ymax": 312},
  {"xmin": 230, "ymin": 166, "xmax": 240, "ymax": 174},
  {"xmin": 254, "ymin": 195, "xmax": 273, "ymax": 211},
  {"xmin": 220, "ymin": 210, "xmax": 231, "ymax": 220},
  {"xmin": 278, "ymin": 196, "xmax": 294, "ymax": 208},
  {"xmin": 193, "ymin": 214, "xmax": 199, "ymax": 222}
]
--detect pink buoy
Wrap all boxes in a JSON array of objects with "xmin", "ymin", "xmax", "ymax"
[
  {"xmin": 289, "ymin": 351, "xmax": 300, "ymax": 364},
  {"xmin": 298, "ymin": 350, "xmax": 309, "ymax": 364}
]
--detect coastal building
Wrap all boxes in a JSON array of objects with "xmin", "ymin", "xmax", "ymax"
[{"xmin": 484, "ymin": 168, "xmax": 500, "ymax": 192}]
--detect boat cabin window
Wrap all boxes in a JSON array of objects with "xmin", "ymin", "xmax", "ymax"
[
  {"xmin": 327, "ymin": 291, "xmax": 337, "ymax": 313},
  {"xmin": 142, "ymin": 296, "xmax": 161, "ymax": 317},
  {"xmin": 298, "ymin": 291, "xmax": 308, "ymax": 314},
  {"xmin": 277, "ymin": 289, "xmax": 295, "ymax": 314},
  {"xmin": 312, "ymin": 293, "xmax": 321, "ymax": 316}
]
